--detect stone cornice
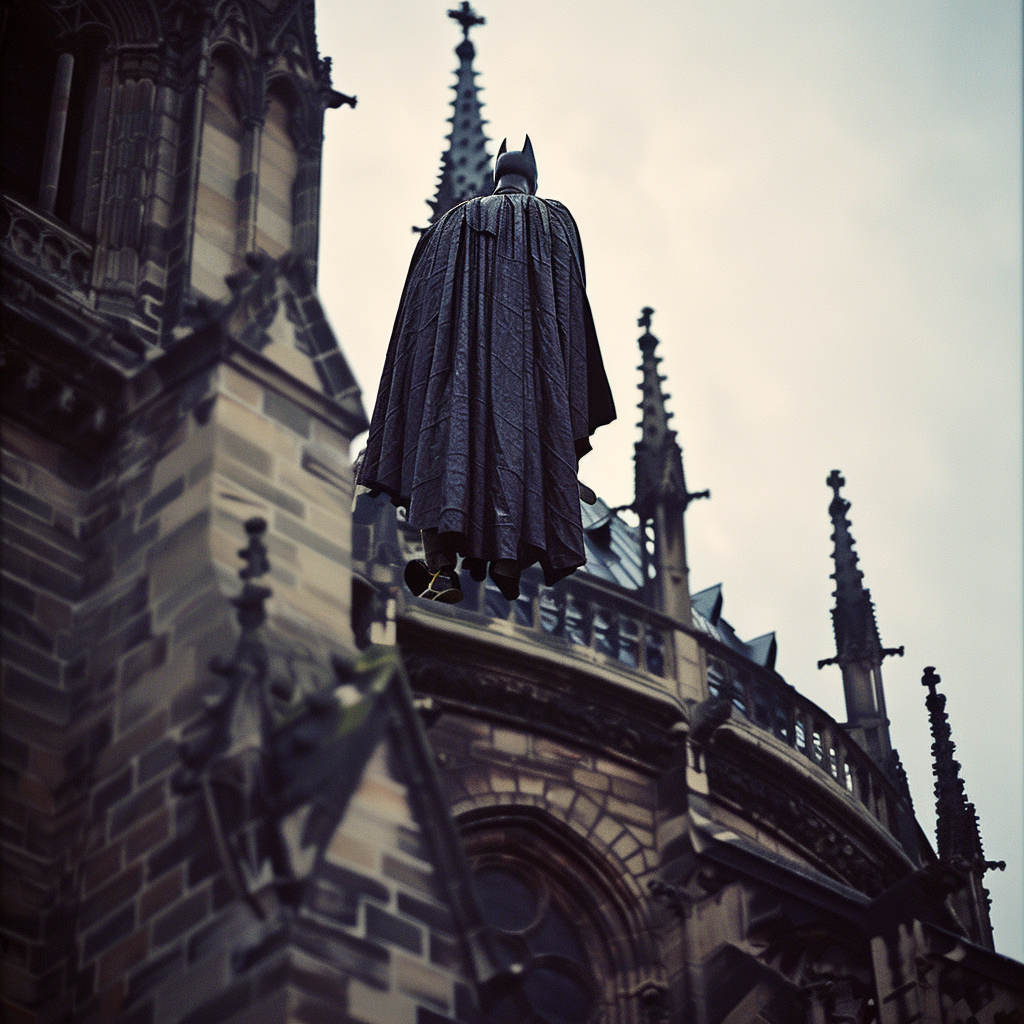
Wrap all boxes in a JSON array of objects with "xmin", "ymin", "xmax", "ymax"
[
  {"xmin": 706, "ymin": 719, "xmax": 925, "ymax": 896},
  {"xmin": 401, "ymin": 635, "xmax": 685, "ymax": 772}
]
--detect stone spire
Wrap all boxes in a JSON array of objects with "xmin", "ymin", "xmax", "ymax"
[
  {"xmin": 427, "ymin": 3, "xmax": 493, "ymax": 224},
  {"xmin": 922, "ymin": 667, "xmax": 1002, "ymax": 948},
  {"xmin": 633, "ymin": 308, "xmax": 707, "ymax": 624},
  {"xmin": 818, "ymin": 471, "xmax": 903, "ymax": 768}
]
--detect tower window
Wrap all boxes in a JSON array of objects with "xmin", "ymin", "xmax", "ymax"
[
  {"xmin": 0, "ymin": 9, "xmax": 104, "ymax": 232},
  {"xmin": 0, "ymin": 9, "xmax": 55, "ymax": 204},
  {"xmin": 191, "ymin": 52, "xmax": 243, "ymax": 299},
  {"xmin": 255, "ymin": 88, "xmax": 297, "ymax": 259}
]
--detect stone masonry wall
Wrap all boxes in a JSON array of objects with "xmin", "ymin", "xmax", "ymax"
[
  {"xmin": 426, "ymin": 712, "xmax": 666, "ymax": 1021},
  {"xmin": 1, "ymin": 341, "xmax": 361, "ymax": 1023},
  {"xmin": 429, "ymin": 713, "xmax": 660, "ymax": 887}
]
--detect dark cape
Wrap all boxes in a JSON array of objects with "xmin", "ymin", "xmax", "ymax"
[{"xmin": 357, "ymin": 191, "xmax": 616, "ymax": 584}]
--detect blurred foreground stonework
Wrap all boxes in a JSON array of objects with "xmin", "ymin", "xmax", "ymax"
[{"xmin": 1, "ymin": 2, "xmax": 1022, "ymax": 1022}]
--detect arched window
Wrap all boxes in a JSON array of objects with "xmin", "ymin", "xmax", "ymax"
[
  {"xmin": 191, "ymin": 51, "xmax": 243, "ymax": 299},
  {"xmin": 254, "ymin": 86, "xmax": 297, "ymax": 259},
  {"xmin": 0, "ymin": 6, "xmax": 103, "ymax": 231},
  {"xmin": 462, "ymin": 811, "xmax": 660, "ymax": 1024},
  {"xmin": 473, "ymin": 859, "xmax": 600, "ymax": 1024}
]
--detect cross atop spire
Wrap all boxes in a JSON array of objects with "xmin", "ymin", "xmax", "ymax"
[
  {"xmin": 425, "ymin": 5, "xmax": 492, "ymax": 224},
  {"xmin": 448, "ymin": 2, "xmax": 485, "ymax": 40}
]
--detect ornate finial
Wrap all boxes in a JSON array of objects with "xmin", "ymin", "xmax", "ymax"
[
  {"xmin": 818, "ymin": 472, "xmax": 901, "ymax": 669},
  {"xmin": 238, "ymin": 517, "xmax": 270, "ymax": 581},
  {"xmin": 448, "ymin": 1, "xmax": 485, "ymax": 40},
  {"xmin": 233, "ymin": 517, "xmax": 272, "ymax": 632},
  {"xmin": 633, "ymin": 311, "xmax": 707, "ymax": 518},
  {"xmin": 922, "ymin": 667, "xmax": 1002, "ymax": 878}
]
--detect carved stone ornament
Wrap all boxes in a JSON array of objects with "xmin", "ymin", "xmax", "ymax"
[
  {"xmin": 0, "ymin": 344, "xmax": 115, "ymax": 450},
  {"xmin": 403, "ymin": 651, "xmax": 681, "ymax": 768},
  {"xmin": 707, "ymin": 747, "xmax": 891, "ymax": 896},
  {"xmin": 174, "ymin": 518, "xmax": 392, "ymax": 915}
]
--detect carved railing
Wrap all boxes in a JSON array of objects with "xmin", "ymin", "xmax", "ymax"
[
  {"xmin": 355, "ymin": 504, "xmax": 924, "ymax": 856},
  {"xmin": 701, "ymin": 637, "xmax": 924, "ymax": 858},
  {"xmin": 1, "ymin": 192, "xmax": 94, "ymax": 299},
  {"xmin": 406, "ymin": 572, "xmax": 921, "ymax": 852},
  {"xmin": 406, "ymin": 566, "xmax": 672, "ymax": 683}
]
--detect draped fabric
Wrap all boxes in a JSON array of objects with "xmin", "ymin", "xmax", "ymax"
[{"xmin": 358, "ymin": 191, "xmax": 616, "ymax": 584}]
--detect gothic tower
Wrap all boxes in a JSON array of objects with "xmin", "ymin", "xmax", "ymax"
[
  {"xmin": 0, "ymin": 2, "xmax": 375, "ymax": 1020},
  {"xmin": 817, "ymin": 471, "xmax": 906, "ymax": 774},
  {"xmin": 632, "ymin": 307, "xmax": 707, "ymax": 626},
  {"xmin": 426, "ymin": 1, "xmax": 492, "ymax": 224}
]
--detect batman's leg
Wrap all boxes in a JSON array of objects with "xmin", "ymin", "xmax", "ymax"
[
  {"xmin": 463, "ymin": 558, "xmax": 487, "ymax": 582},
  {"xmin": 489, "ymin": 559, "xmax": 521, "ymax": 601},
  {"xmin": 422, "ymin": 529, "xmax": 458, "ymax": 573}
]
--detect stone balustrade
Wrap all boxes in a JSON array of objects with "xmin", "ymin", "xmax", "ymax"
[
  {"xmin": 401, "ymin": 567, "xmax": 919, "ymax": 852},
  {"xmin": 1, "ymin": 192, "xmax": 93, "ymax": 298}
]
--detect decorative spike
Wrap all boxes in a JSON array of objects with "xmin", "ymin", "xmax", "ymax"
[
  {"xmin": 922, "ymin": 667, "xmax": 991, "ymax": 876},
  {"xmin": 820, "ymin": 470, "xmax": 897, "ymax": 668},
  {"xmin": 633, "ymin": 307, "xmax": 705, "ymax": 520},
  {"xmin": 232, "ymin": 518, "xmax": 272, "ymax": 632}
]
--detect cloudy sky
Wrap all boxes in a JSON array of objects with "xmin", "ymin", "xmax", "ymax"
[{"xmin": 313, "ymin": 2, "xmax": 1022, "ymax": 954}]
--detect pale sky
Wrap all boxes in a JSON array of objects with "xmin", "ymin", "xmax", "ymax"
[{"xmin": 314, "ymin": 2, "xmax": 1022, "ymax": 955}]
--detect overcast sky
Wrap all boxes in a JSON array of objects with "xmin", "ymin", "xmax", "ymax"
[{"xmin": 313, "ymin": 2, "xmax": 1022, "ymax": 955}]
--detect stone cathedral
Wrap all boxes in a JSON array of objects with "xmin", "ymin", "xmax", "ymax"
[{"xmin": 1, "ymin": 1, "xmax": 1021, "ymax": 1022}]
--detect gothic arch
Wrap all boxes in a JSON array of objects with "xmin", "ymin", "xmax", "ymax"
[
  {"xmin": 94, "ymin": 0, "xmax": 159, "ymax": 45},
  {"xmin": 207, "ymin": 39, "xmax": 256, "ymax": 121},
  {"xmin": 211, "ymin": 0, "xmax": 256, "ymax": 58},
  {"xmin": 265, "ymin": 66, "xmax": 319, "ymax": 152},
  {"xmin": 10, "ymin": 0, "xmax": 160, "ymax": 47},
  {"xmin": 458, "ymin": 804, "xmax": 665, "ymax": 1024}
]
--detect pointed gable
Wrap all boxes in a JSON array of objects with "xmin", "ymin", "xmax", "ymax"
[
  {"xmin": 181, "ymin": 250, "xmax": 368, "ymax": 432},
  {"xmin": 272, "ymin": 646, "xmax": 509, "ymax": 1022}
]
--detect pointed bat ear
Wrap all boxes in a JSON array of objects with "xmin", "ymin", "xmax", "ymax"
[
  {"xmin": 497, "ymin": 138, "xmax": 507, "ymax": 157},
  {"xmin": 522, "ymin": 135, "xmax": 537, "ymax": 193}
]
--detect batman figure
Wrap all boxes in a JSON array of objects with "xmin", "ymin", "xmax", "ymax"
[{"xmin": 357, "ymin": 137, "xmax": 616, "ymax": 602}]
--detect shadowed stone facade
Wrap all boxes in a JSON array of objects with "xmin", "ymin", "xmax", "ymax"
[{"xmin": 2, "ymin": 2, "xmax": 1022, "ymax": 1023}]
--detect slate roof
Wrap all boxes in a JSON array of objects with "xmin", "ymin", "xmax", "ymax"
[
  {"xmin": 579, "ymin": 496, "xmax": 644, "ymax": 591},
  {"xmin": 690, "ymin": 583, "xmax": 777, "ymax": 670}
]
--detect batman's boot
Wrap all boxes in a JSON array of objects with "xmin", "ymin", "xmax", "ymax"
[{"xmin": 404, "ymin": 560, "xmax": 463, "ymax": 603}]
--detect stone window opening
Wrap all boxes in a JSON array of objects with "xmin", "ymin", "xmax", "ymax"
[
  {"xmin": 0, "ymin": 7, "xmax": 105, "ymax": 232},
  {"xmin": 460, "ymin": 809, "xmax": 662, "ymax": 1024},
  {"xmin": 254, "ymin": 81, "xmax": 298, "ymax": 260}
]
